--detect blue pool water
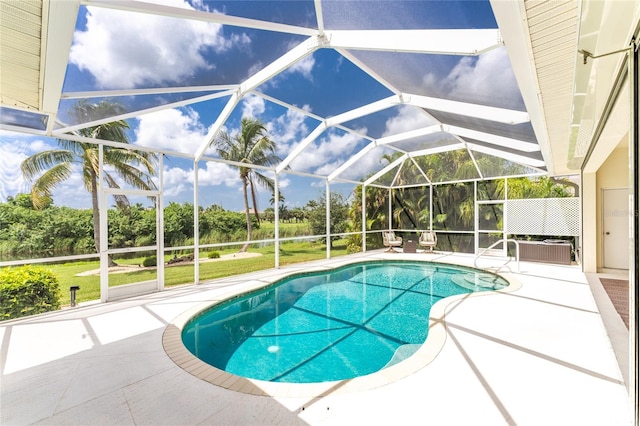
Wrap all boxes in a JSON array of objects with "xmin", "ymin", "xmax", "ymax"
[{"xmin": 182, "ymin": 261, "xmax": 507, "ymax": 383}]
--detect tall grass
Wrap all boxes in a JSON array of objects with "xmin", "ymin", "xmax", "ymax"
[{"xmin": 198, "ymin": 221, "xmax": 312, "ymax": 244}]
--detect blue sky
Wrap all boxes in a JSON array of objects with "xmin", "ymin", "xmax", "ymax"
[{"xmin": 0, "ymin": 0, "xmax": 525, "ymax": 212}]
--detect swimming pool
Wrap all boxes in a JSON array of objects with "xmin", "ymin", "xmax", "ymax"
[{"xmin": 180, "ymin": 260, "xmax": 508, "ymax": 384}]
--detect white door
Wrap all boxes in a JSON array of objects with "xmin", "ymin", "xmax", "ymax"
[{"xmin": 603, "ymin": 188, "xmax": 629, "ymax": 269}]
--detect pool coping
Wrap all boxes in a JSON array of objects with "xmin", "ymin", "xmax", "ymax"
[{"xmin": 162, "ymin": 259, "xmax": 523, "ymax": 398}]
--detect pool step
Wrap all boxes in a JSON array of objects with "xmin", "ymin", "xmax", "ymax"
[
  {"xmin": 384, "ymin": 344, "xmax": 422, "ymax": 368},
  {"xmin": 451, "ymin": 273, "xmax": 505, "ymax": 290}
]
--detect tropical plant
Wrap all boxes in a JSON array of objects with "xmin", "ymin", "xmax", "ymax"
[
  {"xmin": 290, "ymin": 207, "xmax": 306, "ymax": 223},
  {"xmin": 0, "ymin": 265, "xmax": 61, "ymax": 320},
  {"xmin": 142, "ymin": 255, "xmax": 157, "ymax": 267},
  {"xmin": 307, "ymin": 192, "xmax": 350, "ymax": 248},
  {"xmin": 506, "ymin": 176, "xmax": 575, "ymax": 199},
  {"xmin": 0, "ymin": 199, "xmax": 258, "ymax": 258},
  {"xmin": 213, "ymin": 117, "xmax": 281, "ymax": 252},
  {"xmin": 21, "ymin": 100, "xmax": 157, "ymax": 264},
  {"xmin": 269, "ymin": 191, "xmax": 284, "ymax": 206}
]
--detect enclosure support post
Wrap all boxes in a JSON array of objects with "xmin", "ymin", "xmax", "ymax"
[
  {"xmin": 193, "ymin": 160, "xmax": 199, "ymax": 284},
  {"xmin": 326, "ymin": 179, "xmax": 331, "ymax": 259},
  {"xmin": 362, "ymin": 184, "xmax": 366, "ymax": 252},
  {"xmin": 274, "ymin": 173, "xmax": 280, "ymax": 268},
  {"xmin": 99, "ymin": 145, "xmax": 108, "ymax": 302},
  {"xmin": 474, "ymin": 181, "xmax": 479, "ymax": 255},
  {"xmin": 388, "ymin": 188, "xmax": 392, "ymax": 230},
  {"xmin": 157, "ymin": 155, "xmax": 165, "ymax": 291},
  {"xmin": 503, "ymin": 177, "xmax": 508, "ymax": 256},
  {"xmin": 429, "ymin": 184, "xmax": 433, "ymax": 232}
]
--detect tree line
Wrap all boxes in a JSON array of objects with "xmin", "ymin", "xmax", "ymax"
[
  {"xmin": 0, "ymin": 193, "xmax": 353, "ymax": 259},
  {"xmin": 0, "ymin": 195, "xmax": 243, "ymax": 258}
]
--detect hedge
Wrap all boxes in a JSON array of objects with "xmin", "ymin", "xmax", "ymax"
[
  {"xmin": 142, "ymin": 256, "xmax": 157, "ymax": 267},
  {"xmin": 0, "ymin": 265, "xmax": 61, "ymax": 320}
]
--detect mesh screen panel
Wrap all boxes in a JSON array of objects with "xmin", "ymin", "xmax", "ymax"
[{"xmin": 505, "ymin": 198, "xmax": 579, "ymax": 236}]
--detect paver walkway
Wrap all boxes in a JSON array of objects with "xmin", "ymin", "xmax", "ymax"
[{"xmin": 600, "ymin": 278, "xmax": 629, "ymax": 328}]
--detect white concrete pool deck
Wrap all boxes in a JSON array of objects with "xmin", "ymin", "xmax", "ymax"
[{"xmin": 0, "ymin": 251, "xmax": 631, "ymax": 425}]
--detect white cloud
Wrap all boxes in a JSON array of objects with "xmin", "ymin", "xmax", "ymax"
[
  {"xmin": 56, "ymin": 170, "xmax": 89, "ymax": 202},
  {"xmin": 197, "ymin": 162, "xmax": 238, "ymax": 187},
  {"xmin": 422, "ymin": 47, "xmax": 522, "ymax": 109},
  {"xmin": 314, "ymin": 160, "xmax": 343, "ymax": 177},
  {"xmin": 0, "ymin": 137, "xmax": 30, "ymax": 200},
  {"xmin": 70, "ymin": 0, "xmax": 250, "ymax": 88},
  {"xmin": 0, "ymin": 133, "xmax": 92, "ymax": 207},
  {"xmin": 28, "ymin": 139, "xmax": 50, "ymax": 152},
  {"xmin": 161, "ymin": 161, "xmax": 239, "ymax": 199},
  {"xmin": 241, "ymin": 95, "xmax": 266, "ymax": 119},
  {"xmin": 268, "ymin": 106, "xmax": 311, "ymax": 154},
  {"xmin": 289, "ymin": 129, "xmax": 365, "ymax": 175},
  {"xmin": 162, "ymin": 166, "xmax": 192, "ymax": 197},
  {"xmin": 338, "ymin": 147, "xmax": 389, "ymax": 181},
  {"xmin": 264, "ymin": 50, "xmax": 316, "ymax": 89},
  {"xmin": 382, "ymin": 105, "xmax": 437, "ymax": 137},
  {"xmin": 310, "ymin": 180, "xmax": 324, "ymax": 189},
  {"xmin": 246, "ymin": 61, "xmax": 265, "ymax": 81},
  {"xmin": 447, "ymin": 48, "xmax": 519, "ymax": 105},
  {"xmin": 135, "ymin": 108, "xmax": 209, "ymax": 154},
  {"xmin": 278, "ymin": 178, "xmax": 290, "ymax": 188},
  {"xmin": 421, "ymin": 72, "xmax": 438, "ymax": 95},
  {"xmin": 286, "ymin": 55, "xmax": 315, "ymax": 80}
]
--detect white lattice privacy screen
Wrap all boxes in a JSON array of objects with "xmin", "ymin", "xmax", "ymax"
[{"xmin": 505, "ymin": 198, "xmax": 580, "ymax": 236}]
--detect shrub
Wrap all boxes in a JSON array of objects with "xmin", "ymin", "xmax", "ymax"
[
  {"xmin": 0, "ymin": 266, "xmax": 61, "ymax": 320},
  {"xmin": 208, "ymin": 251, "xmax": 221, "ymax": 259},
  {"xmin": 142, "ymin": 256, "xmax": 157, "ymax": 267}
]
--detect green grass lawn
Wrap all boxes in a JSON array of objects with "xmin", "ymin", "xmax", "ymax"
[
  {"xmin": 45, "ymin": 240, "xmax": 349, "ymax": 305},
  {"xmin": 258, "ymin": 220, "xmax": 310, "ymax": 233}
]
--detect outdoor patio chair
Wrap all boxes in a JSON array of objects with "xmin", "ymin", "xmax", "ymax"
[
  {"xmin": 382, "ymin": 231, "xmax": 403, "ymax": 252},
  {"xmin": 419, "ymin": 231, "xmax": 437, "ymax": 252}
]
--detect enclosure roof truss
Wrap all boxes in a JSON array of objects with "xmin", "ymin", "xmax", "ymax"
[{"xmin": 0, "ymin": 0, "xmax": 556, "ymax": 190}]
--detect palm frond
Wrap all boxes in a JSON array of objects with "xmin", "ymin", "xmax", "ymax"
[
  {"xmin": 251, "ymin": 171, "xmax": 275, "ymax": 192},
  {"xmin": 105, "ymin": 147, "xmax": 157, "ymax": 174},
  {"xmin": 29, "ymin": 163, "xmax": 73, "ymax": 208},
  {"xmin": 103, "ymin": 174, "xmax": 130, "ymax": 208},
  {"xmin": 21, "ymin": 150, "xmax": 76, "ymax": 180},
  {"xmin": 57, "ymin": 138, "xmax": 90, "ymax": 156},
  {"xmin": 110, "ymin": 162, "xmax": 158, "ymax": 191}
]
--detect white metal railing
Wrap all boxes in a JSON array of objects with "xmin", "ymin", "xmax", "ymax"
[
  {"xmin": 474, "ymin": 238, "xmax": 520, "ymax": 273},
  {"xmin": 0, "ymin": 233, "xmax": 341, "ymax": 268},
  {"xmin": 0, "ymin": 252, "xmax": 99, "ymax": 267}
]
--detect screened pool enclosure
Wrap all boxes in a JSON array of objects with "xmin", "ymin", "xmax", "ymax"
[
  {"xmin": 2, "ymin": 2, "xmax": 639, "ymax": 423},
  {"xmin": 0, "ymin": 1, "xmax": 599, "ymax": 302}
]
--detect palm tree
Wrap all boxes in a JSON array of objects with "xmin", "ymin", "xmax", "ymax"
[
  {"xmin": 213, "ymin": 117, "xmax": 281, "ymax": 252},
  {"xmin": 21, "ymin": 100, "xmax": 157, "ymax": 264},
  {"xmin": 269, "ymin": 192, "xmax": 285, "ymax": 206}
]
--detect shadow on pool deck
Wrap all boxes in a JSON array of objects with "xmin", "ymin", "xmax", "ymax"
[{"xmin": 0, "ymin": 252, "xmax": 631, "ymax": 425}]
